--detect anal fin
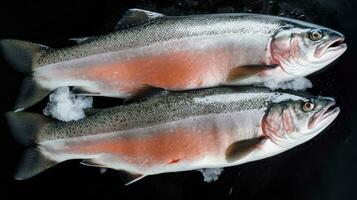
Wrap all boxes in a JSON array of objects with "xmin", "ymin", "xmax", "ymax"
[
  {"xmin": 81, "ymin": 160, "xmax": 145, "ymax": 185},
  {"xmin": 72, "ymin": 86, "xmax": 101, "ymax": 96},
  {"xmin": 80, "ymin": 159, "xmax": 106, "ymax": 168},
  {"xmin": 117, "ymin": 170, "xmax": 145, "ymax": 186}
]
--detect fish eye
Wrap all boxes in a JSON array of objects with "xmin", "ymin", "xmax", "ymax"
[
  {"xmin": 302, "ymin": 101, "xmax": 315, "ymax": 112},
  {"xmin": 309, "ymin": 30, "xmax": 323, "ymax": 41}
]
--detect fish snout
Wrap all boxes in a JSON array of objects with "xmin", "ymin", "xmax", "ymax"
[
  {"xmin": 308, "ymin": 97, "xmax": 340, "ymax": 129},
  {"xmin": 315, "ymin": 29, "xmax": 347, "ymax": 58}
]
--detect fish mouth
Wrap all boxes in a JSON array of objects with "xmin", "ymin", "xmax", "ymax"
[
  {"xmin": 308, "ymin": 101, "xmax": 340, "ymax": 129},
  {"xmin": 315, "ymin": 37, "xmax": 347, "ymax": 58}
]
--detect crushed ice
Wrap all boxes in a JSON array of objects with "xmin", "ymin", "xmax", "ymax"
[
  {"xmin": 198, "ymin": 168, "xmax": 224, "ymax": 183},
  {"xmin": 43, "ymin": 87, "xmax": 93, "ymax": 122},
  {"xmin": 263, "ymin": 77, "xmax": 312, "ymax": 91}
]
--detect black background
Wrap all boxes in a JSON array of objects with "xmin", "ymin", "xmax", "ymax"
[{"xmin": 0, "ymin": 1, "xmax": 356, "ymax": 200}]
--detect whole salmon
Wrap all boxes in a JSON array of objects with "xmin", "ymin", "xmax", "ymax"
[
  {"xmin": 6, "ymin": 87, "xmax": 340, "ymax": 185},
  {"xmin": 0, "ymin": 9, "xmax": 346, "ymax": 111}
]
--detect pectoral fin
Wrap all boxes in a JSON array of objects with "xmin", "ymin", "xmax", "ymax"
[
  {"xmin": 225, "ymin": 137, "xmax": 267, "ymax": 163},
  {"xmin": 226, "ymin": 65, "xmax": 277, "ymax": 82}
]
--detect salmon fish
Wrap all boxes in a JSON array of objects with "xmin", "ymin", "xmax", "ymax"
[
  {"xmin": 6, "ymin": 87, "xmax": 340, "ymax": 185},
  {"xmin": 0, "ymin": 9, "xmax": 346, "ymax": 111}
]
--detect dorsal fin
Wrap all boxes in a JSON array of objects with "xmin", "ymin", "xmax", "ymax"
[
  {"xmin": 116, "ymin": 8, "xmax": 164, "ymax": 29},
  {"xmin": 68, "ymin": 37, "xmax": 93, "ymax": 44}
]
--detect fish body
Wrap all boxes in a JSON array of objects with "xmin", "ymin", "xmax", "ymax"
[
  {"xmin": 0, "ymin": 9, "xmax": 347, "ymax": 110},
  {"xmin": 6, "ymin": 87, "xmax": 340, "ymax": 184}
]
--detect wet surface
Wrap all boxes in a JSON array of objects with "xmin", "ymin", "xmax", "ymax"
[{"xmin": 0, "ymin": 0, "xmax": 356, "ymax": 199}]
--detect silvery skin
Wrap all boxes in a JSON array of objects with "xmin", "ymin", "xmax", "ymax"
[
  {"xmin": 0, "ymin": 9, "xmax": 346, "ymax": 111},
  {"xmin": 6, "ymin": 87, "xmax": 340, "ymax": 185}
]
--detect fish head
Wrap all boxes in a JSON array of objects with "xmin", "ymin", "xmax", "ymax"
[
  {"xmin": 270, "ymin": 25, "xmax": 347, "ymax": 77},
  {"xmin": 262, "ymin": 96, "xmax": 340, "ymax": 149}
]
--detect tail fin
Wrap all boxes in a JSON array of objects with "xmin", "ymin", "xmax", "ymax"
[
  {"xmin": 5, "ymin": 112, "xmax": 58, "ymax": 180},
  {"xmin": 0, "ymin": 39, "xmax": 48, "ymax": 72},
  {"xmin": 0, "ymin": 39, "xmax": 51, "ymax": 111},
  {"xmin": 14, "ymin": 76, "xmax": 50, "ymax": 112},
  {"xmin": 15, "ymin": 147, "xmax": 57, "ymax": 180}
]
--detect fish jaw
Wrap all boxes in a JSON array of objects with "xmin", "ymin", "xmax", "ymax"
[
  {"xmin": 308, "ymin": 33, "xmax": 347, "ymax": 75},
  {"xmin": 314, "ymin": 36, "xmax": 346, "ymax": 58}
]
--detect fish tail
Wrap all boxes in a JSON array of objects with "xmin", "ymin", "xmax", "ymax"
[
  {"xmin": 5, "ymin": 112, "xmax": 57, "ymax": 180},
  {"xmin": 0, "ymin": 39, "xmax": 51, "ymax": 111},
  {"xmin": 13, "ymin": 76, "xmax": 51, "ymax": 112}
]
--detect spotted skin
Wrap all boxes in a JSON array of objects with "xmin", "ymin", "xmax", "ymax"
[
  {"xmin": 15, "ymin": 87, "xmax": 339, "ymax": 181},
  {"xmin": 31, "ymin": 12, "xmax": 345, "ymax": 100}
]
